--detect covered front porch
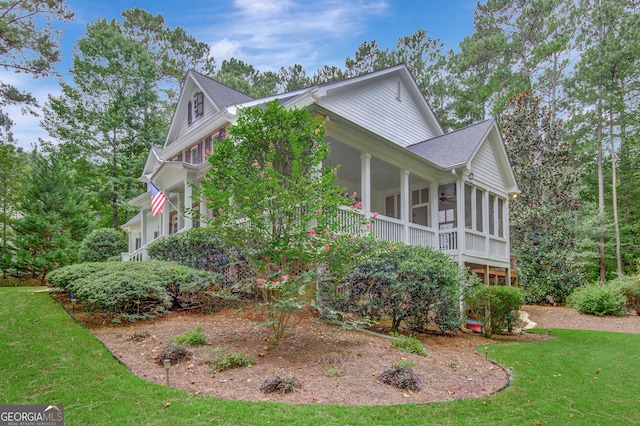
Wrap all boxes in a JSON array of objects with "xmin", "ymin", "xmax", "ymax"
[
  {"xmin": 324, "ymin": 131, "xmax": 513, "ymax": 275},
  {"xmin": 122, "ymin": 161, "xmax": 206, "ymax": 261}
]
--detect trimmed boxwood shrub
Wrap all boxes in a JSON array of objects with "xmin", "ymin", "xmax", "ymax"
[
  {"xmin": 78, "ymin": 228, "xmax": 127, "ymax": 263},
  {"xmin": 46, "ymin": 261, "xmax": 216, "ymax": 321},
  {"xmin": 147, "ymin": 227, "xmax": 234, "ymax": 274},
  {"xmin": 320, "ymin": 241, "xmax": 463, "ymax": 334},
  {"xmin": 147, "ymin": 227, "xmax": 255, "ymax": 297},
  {"xmin": 567, "ymin": 284, "xmax": 627, "ymax": 317},
  {"xmin": 464, "ymin": 284, "xmax": 524, "ymax": 337}
]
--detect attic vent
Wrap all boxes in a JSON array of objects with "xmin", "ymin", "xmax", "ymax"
[{"xmin": 396, "ymin": 80, "xmax": 402, "ymax": 101}]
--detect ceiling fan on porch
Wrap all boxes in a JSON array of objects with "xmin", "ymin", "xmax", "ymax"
[{"xmin": 439, "ymin": 183, "xmax": 456, "ymax": 202}]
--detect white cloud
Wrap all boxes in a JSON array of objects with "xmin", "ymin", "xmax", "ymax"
[{"xmin": 204, "ymin": 0, "xmax": 389, "ymax": 72}]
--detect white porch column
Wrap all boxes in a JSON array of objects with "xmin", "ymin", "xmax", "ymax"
[
  {"xmin": 161, "ymin": 207, "xmax": 170, "ymax": 237},
  {"xmin": 176, "ymin": 193, "xmax": 183, "ymax": 230},
  {"xmin": 360, "ymin": 153, "xmax": 371, "ymax": 217},
  {"xmin": 184, "ymin": 179, "xmax": 193, "ymax": 229},
  {"xmin": 484, "ymin": 191, "xmax": 490, "ymax": 256},
  {"xmin": 400, "ymin": 170, "xmax": 410, "ymax": 243},
  {"xmin": 505, "ymin": 197, "xmax": 512, "ymax": 285},
  {"xmin": 456, "ymin": 175, "xmax": 464, "ymax": 266},
  {"xmin": 141, "ymin": 208, "xmax": 148, "ymax": 245},
  {"xmin": 199, "ymin": 200, "xmax": 208, "ymax": 227},
  {"xmin": 429, "ymin": 182, "xmax": 439, "ymax": 250}
]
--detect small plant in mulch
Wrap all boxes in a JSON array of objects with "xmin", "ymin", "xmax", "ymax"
[
  {"xmin": 155, "ymin": 343, "xmax": 191, "ymax": 365},
  {"xmin": 207, "ymin": 348, "xmax": 256, "ymax": 373},
  {"xmin": 130, "ymin": 330, "xmax": 150, "ymax": 342},
  {"xmin": 390, "ymin": 332, "xmax": 428, "ymax": 357},
  {"xmin": 377, "ymin": 360, "xmax": 422, "ymax": 391},
  {"xmin": 171, "ymin": 324, "xmax": 207, "ymax": 347},
  {"xmin": 260, "ymin": 371, "xmax": 301, "ymax": 394},
  {"xmin": 325, "ymin": 367, "xmax": 341, "ymax": 378}
]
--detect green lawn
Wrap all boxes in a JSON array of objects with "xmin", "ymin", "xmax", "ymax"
[{"xmin": 1, "ymin": 287, "xmax": 639, "ymax": 425}]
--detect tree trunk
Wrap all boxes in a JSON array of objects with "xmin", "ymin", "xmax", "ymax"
[{"xmin": 610, "ymin": 105, "xmax": 621, "ymax": 275}]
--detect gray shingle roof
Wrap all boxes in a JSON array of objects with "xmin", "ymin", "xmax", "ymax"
[
  {"xmin": 407, "ymin": 119, "xmax": 495, "ymax": 168},
  {"xmin": 191, "ymin": 71, "xmax": 254, "ymax": 108}
]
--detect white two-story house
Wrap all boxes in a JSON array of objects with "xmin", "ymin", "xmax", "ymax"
[{"xmin": 122, "ymin": 64, "xmax": 520, "ymax": 285}]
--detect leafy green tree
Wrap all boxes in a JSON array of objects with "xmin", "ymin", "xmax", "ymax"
[
  {"xmin": 501, "ymin": 90, "xmax": 582, "ymax": 303},
  {"xmin": 199, "ymin": 99, "xmax": 364, "ymax": 341},
  {"xmin": 120, "ymin": 7, "xmax": 216, "ymax": 114},
  {"xmin": 214, "ymin": 58, "xmax": 278, "ymax": 98},
  {"xmin": 277, "ymin": 64, "xmax": 311, "ymax": 92},
  {"xmin": 566, "ymin": 0, "xmax": 640, "ymax": 280},
  {"xmin": 343, "ymin": 31, "xmax": 451, "ymax": 126},
  {"xmin": 0, "ymin": 143, "xmax": 28, "ymax": 274},
  {"xmin": 344, "ymin": 40, "xmax": 391, "ymax": 77},
  {"xmin": 0, "ymin": 0, "xmax": 73, "ymax": 140},
  {"xmin": 312, "ymin": 65, "xmax": 347, "ymax": 85},
  {"xmin": 389, "ymin": 29, "xmax": 452, "ymax": 128},
  {"xmin": 13, "ymin": 149, "xmax": 93, "ymax": 282},
  {"xmin": 43, "ymin": 17, "xmax": 164, "ymax": 229},
  {"xmin": 451, "ymin": 0, "xmax": 574, "ymax": 124},
  {"xmin": 43, "ymin": 9, "xmax": 217, "ymax": 229}
]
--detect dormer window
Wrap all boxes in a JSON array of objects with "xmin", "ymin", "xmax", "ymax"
[{"xmin": 187, "ymin": 91, "xmax": 204, "ymax": 124}]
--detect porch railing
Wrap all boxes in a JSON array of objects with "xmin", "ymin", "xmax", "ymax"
[
  {"xmin": 373, "ymin": 215, "xmax": 404, "ymax": 243},
  {"xmin": 123, "ymin": 208, "xmax": 508, "ymax": 264},
  {"xmin": 408, "ymin": 223, "xmax": 435, "ymax": 247},
  {"xmin": 439, "ymin": 229, "xmax": 458, "ymax": 251}
]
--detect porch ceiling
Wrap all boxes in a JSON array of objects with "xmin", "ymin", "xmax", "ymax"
[{"xmin": 325, "ymin": 138, "xmax": 433, "ymax": 194}]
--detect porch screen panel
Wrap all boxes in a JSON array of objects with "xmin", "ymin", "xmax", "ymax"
[
  {"xmin": 475, "ymin": 188, "xmax": 483, "ymax": 232},
  {"xmin": 465, "ymin": 184, "xmax": 472, "ymax": 229},
  {"xmin": 385, "ymin": 195, "xmax": 395, "ymax": 218},
  {"xmin": 411, "ymin": 187, "xmax": 429, "ymax": 227}
]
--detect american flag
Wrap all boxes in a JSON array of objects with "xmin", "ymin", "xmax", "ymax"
[{"xmin": 150, "ymin": 182, "xmax": 168, "ymax": 217}]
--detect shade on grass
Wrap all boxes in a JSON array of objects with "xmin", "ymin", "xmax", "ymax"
[{"xmin": 1, "ymin": 287, "xmax": 638, "ymax": 425}]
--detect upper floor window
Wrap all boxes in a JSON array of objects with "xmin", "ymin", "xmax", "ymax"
[
  {"xmin": 187, "ymin": 91, "xmax": 204, "ymax": 124},
  {"xmin": 190, "ymin": 143, "xmax": 201, "ymax": 165}
]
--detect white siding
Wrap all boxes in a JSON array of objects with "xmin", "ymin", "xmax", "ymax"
[
  {"xmin": 319, "ymin": 79, "xmax": 435, "ymax": 147},
  {"xmin": 172, "ymin": 93, "xmax": 218, "ymax": 144},
  {"xmin": 470, "ymin": 139, "xmax": 507, "ymax": 193}
]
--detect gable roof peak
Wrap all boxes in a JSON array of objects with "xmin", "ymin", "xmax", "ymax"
[{"xmin": 186, "ymin": 69, "xmax": 254, "ymax": 108}]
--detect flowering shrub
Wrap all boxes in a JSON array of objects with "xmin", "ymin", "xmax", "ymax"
[{"xmin": 198, "ymin": 100, "xmax": 372, "ymax": 341}]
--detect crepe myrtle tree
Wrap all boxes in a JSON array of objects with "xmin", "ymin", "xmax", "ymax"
[{"xmin": 199, "ymin": 99, "xmax": 370, "ymax": 341}]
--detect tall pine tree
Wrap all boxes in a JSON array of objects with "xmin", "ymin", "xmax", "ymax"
[{"xmin": 13, "ymin": 149, "xmax": 93, "ymax": 282}]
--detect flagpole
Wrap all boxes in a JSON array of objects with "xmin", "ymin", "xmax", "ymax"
[{"xmin": 150, "ymin": 180, "xmax": 185, "ymax": 219}]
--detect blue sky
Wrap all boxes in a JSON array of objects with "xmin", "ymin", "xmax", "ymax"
[{"xmin": 8, "ymin": 0, "xmax": 477, "ymax": 149}]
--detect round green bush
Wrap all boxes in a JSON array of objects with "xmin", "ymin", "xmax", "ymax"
[
  {"xmin": 464, "ymin": 284, "xmax": 524, "ymax": 336},
  {"xmin": 78, "ymin": 228, "xmax": 127, "ymax": 263},
  {"xmin": 321, "ymin": 241, "xmax": 463, "ymax": 334},
  {"xmin": 609, "ymin": 276, "xmax": 640, "ymax": 315},
  {"xmin": 567, "ymin": 284, "xmax": 627, "ymax": 316}
]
